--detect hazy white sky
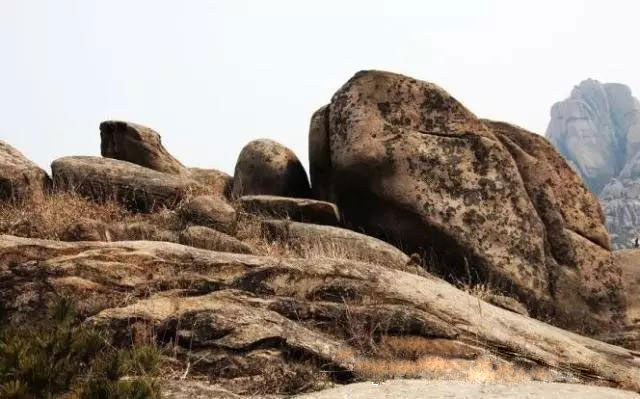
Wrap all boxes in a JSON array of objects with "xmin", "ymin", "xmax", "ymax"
[{"xmin": 1, "ymin": 0, "xmax": 639, "ymax": 174}]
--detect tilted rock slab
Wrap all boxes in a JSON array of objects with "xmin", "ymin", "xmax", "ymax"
[
  {"xmin": 238, "ymin": 195, "xmax": 340, "ymax": 225},
  {"xmin": 100, "ymin": 120, "xmax": 188, "ymax": 175},
  {"xmin": 310, "ymin": 70, "xmax": 623, "ymax": 335},
  {"xmin": 51, "ymin": 156, "xmax": 198, "ymax": 212},
  {"xmin": 0, "ymin": 140, "xmax": 50, "ymax": 202},
  {"xmin": 261, "ymin": 219, "xmax": 411, "ymax": 271},
  {"xmin": 1, "ymin": 234, "xmax": 639, "ymax": 392}
]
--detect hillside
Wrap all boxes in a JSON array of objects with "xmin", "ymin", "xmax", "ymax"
[{"xmin": 1, "ymin": 70, "xmax": 639, "ymax": 398}]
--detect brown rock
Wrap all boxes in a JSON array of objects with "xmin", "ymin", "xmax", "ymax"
[
  {"xmin": 0, "ymin": 140, "xmax": 50, "ymax": 202},
  {"xmin": 1, "ymin": 234, "xmax": 640, "ymax": 392},
  {"xmin": 100, "ymin": 120, "xmax": 188, "ymax": 175},
  {"xmin": 61, "ymin": 218, "xmax": 112, "ymax": 241},
  {"xmin": 310, "ymin": 70, "xmax": 623, "ymax": 334},
  {"xmin": 179, "ymin": 225, "xmax": 256, "ymax": 254},
  {"xmin": 232, "ymin": 139, "xmax": 311, "ymax": 199},
  {"xmin": 238, "ymin": 195, "xmax": 340, "ymax": 225},
  {"xmin": 261, "ymin": 219, "xmax": 411, "ymax": 271},
  {"xmin": 603, "ymin": 249, "xmax": 640, "ymax": 350},
  {"xmin": 51, "ymin": 156, "xmax": 197, "ymax": 212},
  {"xmin": 180, "ymin": 195, "xmax": 237, "ymax": 234},
  {"xmin": 189, "ymin": 167, "xmax": 233, "ymax": 199}
]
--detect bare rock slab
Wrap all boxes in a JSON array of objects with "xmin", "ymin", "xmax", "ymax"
[
  {"xmin": 261, "ymin": 219, "xmax": 414, "ymax": 271},
  {"xmin": 180, "ymin": 225, "xmax": 256, "ymax": 254},
  {"xmin": 51, "ymin": 156, "xmax": 197, "ymax": 212},
  {"xmin": 238, "ymin": 195, "xmax": 340, "ymax": 225},
  {"xmin": 1, "ymin": 234, "xmax": 640, "ymax": 392},
  {"xmin": 296, "ymin": 380, "xmax": 640, "ymax": 399}
]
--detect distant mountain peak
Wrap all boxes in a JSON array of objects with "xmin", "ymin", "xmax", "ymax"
[{"xmin": 547, "ymin": 79, "xmax": 640, "ymax": 248}]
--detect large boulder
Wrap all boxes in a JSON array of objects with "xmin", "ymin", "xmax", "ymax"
[
  {"xmin": 310, "ymin": 70, "xmax": 623, "ymax": 334},
  {"xmin": 0, "ymin": 140, "xmax": 50, "ymax": 202},
  {"xmin": 232, "ymin": 139, "xmax": 311, "ymax": 198},
  {"xmin": 238, "ymin": 195, "xmax": 340, "ymax": 225},
  {"xmin": 179, "ymin": 195, "xmax": 237, "ymax": 234},
  {"xmin": 51, "ymin": 156, "xmax": 197, "ymax": 212},
  {"xmin": 1, "ymin": 234, "xmax": 640, "ymax": 393},
  {"xmin": 100, "ymin": 120, "xmax": 188, "ymax": 175}
]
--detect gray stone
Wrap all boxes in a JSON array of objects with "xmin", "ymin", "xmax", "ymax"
[{"xmin": 546, "ymin": 79, "xmax": 640, "ymax": 249}]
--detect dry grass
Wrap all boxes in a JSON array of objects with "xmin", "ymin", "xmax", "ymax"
[
  {"xmin": 0, "ymin": 191, "xmax": 182, "ymax": 241},
  {"xmin": 334, "ymin": 335, "xmax": 555, "ymax": 384}
]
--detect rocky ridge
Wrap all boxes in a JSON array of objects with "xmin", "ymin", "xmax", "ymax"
[{"xmin": 1, "ymin": 70, "xmax": 639, "ymax": 397}]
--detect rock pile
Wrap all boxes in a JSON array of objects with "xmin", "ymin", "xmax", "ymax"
[{"xmin": 1, "ymin": 71, "xmax": 639, "ymax": 397}]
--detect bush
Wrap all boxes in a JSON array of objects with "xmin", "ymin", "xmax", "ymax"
[{"xmin": 0, "ymin": 298, "xmax": 162, "ymax": 399}]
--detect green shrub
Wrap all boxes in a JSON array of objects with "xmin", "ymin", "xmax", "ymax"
[{"xmin": 0, "ymin": 298, "xmax": 163, "ymax": 399}]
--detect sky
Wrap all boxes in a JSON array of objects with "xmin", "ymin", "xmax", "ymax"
[{"xmin": 1, "ymin": 0, "xmax": 640, "ymax": 174}]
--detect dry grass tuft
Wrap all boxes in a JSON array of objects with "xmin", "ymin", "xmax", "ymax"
[
  {"xmin": 0, "ymin": 192, "xmax": 129, "ymax": 240},
  {"xmin": 0, "ymin": 191, "xmax": 182, "ymax": 241},
  {"xmin": 337, "ymin": 335, "xmax": 555, "ymax": 384}
]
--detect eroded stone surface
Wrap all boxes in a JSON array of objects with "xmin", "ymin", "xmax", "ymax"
[
  {"xmin": 1, "ymin": 235, "xmax": 639, "ymax": 393},
  {"xmin": 0, "ymin": 140, "xmax": 50, "ymax": 202},
  {"xmin": 310, "ymin": 70, "xmax": 622, "ymax": 334},
  {"xmin": 232, "ymin": 139, "xmax": 311, "ymax": 199}
]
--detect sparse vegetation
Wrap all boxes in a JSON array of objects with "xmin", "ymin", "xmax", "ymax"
[{"xmin": 0, "ymin": 297, "xmax": 163, "ymax": 399}]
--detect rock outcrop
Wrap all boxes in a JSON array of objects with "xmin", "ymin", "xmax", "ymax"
[
  {"xmin": 546, "ymin": 79, "xmax": 640, "ymax": 248},
  {"xmin": 100, "ymin": 120, "xmax": 188, "ymax": 175},
  {"xmin": 51, "ymin": 156, "xmax": 197, "ymax": 212},
  {"xmin": 1, "ymin": 235, "xmax": 640, "ymax": 393},
  {"xmin": 0, "ymin": 140, "xmax": 50, "ymax": 202},
  {"xmin": 310, "ymin": 70, "xmax": 623, "ymax": 334},
  {"xmin": 261, "ymin": 219, "xmax": 413, "ymax": 271},
  {"xmin": 232, "ymin": 139, "xmax": 311, "ymax": 199}
]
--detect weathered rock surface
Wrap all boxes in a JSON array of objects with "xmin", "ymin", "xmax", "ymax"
[
  {"xmin": 261, "ymin": 219, "xmax": 412, "ymax": 271},
  {"xmin": 297, "ymin": 380, "xmax": 640, "ymax": 399},
  {"xmin": 1, "ymin": 234, "xmax": 640, "ymax": 393},
  {"xmin": 189, "ymin": 167, "xmax": 233, "ymax": 199},
  {"xmin": 61, "ymin": 218, "xmax": 255, "ymax": 255},
  {"xmin": 546, "ymin": 79, "xmax": 640, "ymax": 248},
  {"xmin": 239, "ymin": 195, "xmax": 340, "ymax": 225},
  {"xmin": 310, "ymin": 70, "xmax": 622, "ymax": 334},
  {"xmin": 180, "ymin": 195, "xmax": 237, "ymax": 234},
  {"xmin": 100, "ymin": 120, "xmax": 188, "ymax": 175},
  {"xmin": 0, "ymin": 140, "xmax": 50, "ymax": 202},
  {"xmin": 51, "ymin": 156, "xmax": 197, "ymax": 212},
  {"xmin": 179, "ymin": 225, "xmax": 256, "ymax": 254},
  {"xmin": 602, "ymin": 249, "xmax": 640, "ymax": 350},
  {"xmin": 232, "ymin": 139, "xmax": 311, "ymax": 199}
]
